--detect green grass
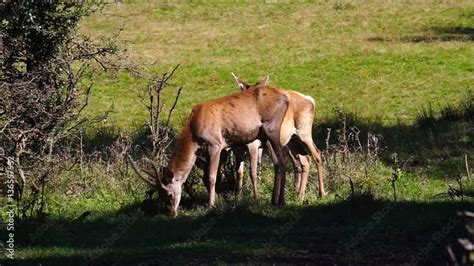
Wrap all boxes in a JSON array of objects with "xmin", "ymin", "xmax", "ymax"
[
  {"xmin": 2, "ymin": 148, "xmax": 473, "ymax": 264},
  {"xmin": 78, "ymin": 1, "xmax": 474, "ymax": 129}
]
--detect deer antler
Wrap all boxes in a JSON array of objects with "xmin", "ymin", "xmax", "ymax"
[
  {"xmin": 231, "ymin": 72, "xmax": 239, "ymax": 82},
  {"xmin": 144, "ymin": 158, "xmax": 164, "ymax": 187},
  {"xmin": 127, "ymin": 155, "xmax": 166, "ymax": 190},
  {"xmin": 231, "ymin": 72, "xmax": 248, "ymax": 91}
]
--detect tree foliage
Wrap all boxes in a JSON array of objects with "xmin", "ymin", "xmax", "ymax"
[{"xmin": 0, "ymin": 1, "xmax": 115, "ymax": 218}]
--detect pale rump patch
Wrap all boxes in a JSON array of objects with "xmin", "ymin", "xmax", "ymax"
[{"xmin": 291, "ymin": 90, "xmax": 315, "ymax": 106}]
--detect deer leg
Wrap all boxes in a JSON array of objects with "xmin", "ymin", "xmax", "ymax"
[
  {"xmin": 265, "ymin": 141, "xmax": 279, "ymax": 205},
  {"xmin": 266, "ymin": 138, "xmax": 286, "ymax": 207},
  {"xmin": 234, "ymin": 147, "xmax": 245, "ymax": 193},
  {"xmin": 287, "ymin": 138, "xmax": 311, "ymax": 201},
  {"xmin": 274, "ymin": 142, "xmax": 287, "ymax": 206},
  {"xmin": 300, "ymin": 135, "xmax": 326, "ymax": 197},
  {"xmin": 287, "ymin": 147, "xmax": 302, "ymax": 189},
  {"xmin": 296, "ymin": 154, "xmax": 310, "ymax": 201},
  {"xmin": 207, "ymin": 145, "xmax": 222, "ymax": 207},
  {"xmin": 247, "ymin": 141, "xmax": 260, "ymax": 198},
  {"xmin": 262, "ymin": 94, "xmax": 289, "ymax": 206},
  {"xmin": 257, "ymin": 147, "xmax": 263, "ymax": 180},
  {"xmin": 217, "ymin": 149, "xmax": 230, "ymax": 191}
]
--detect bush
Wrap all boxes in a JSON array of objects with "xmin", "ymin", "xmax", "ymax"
[{"xmin": 0, "ymin": 1, "xmax": 120, "ymax": 218}]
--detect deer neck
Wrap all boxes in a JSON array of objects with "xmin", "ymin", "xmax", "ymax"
[{"xmin": 166, "ymin": 125, "xmax": 198, "ymax": 182}]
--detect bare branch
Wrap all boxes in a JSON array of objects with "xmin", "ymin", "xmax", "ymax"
[
  {"xmin": 465, "ymin": 153, "xmax": 471, "ymax": 182},
  {"xmin": 166, "ymin": 87, "xmax": 183, "ymax": 127}
]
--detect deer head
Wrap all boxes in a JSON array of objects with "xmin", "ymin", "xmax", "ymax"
[
  {"xmin": 231, "ymin": 72, "xmax": 269, "ymax": 91},
  {"xmin": 127, "ymin": 156, "xmax": 182, "ymax": 217}
]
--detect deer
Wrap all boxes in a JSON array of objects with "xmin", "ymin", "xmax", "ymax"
[
  {"xmin": 230, "ymin": 73, "xmax": 326, "ymax": 201},
  {"xmin": 129, "ymin": 77, "xmax": 291, "ymax": 217}
]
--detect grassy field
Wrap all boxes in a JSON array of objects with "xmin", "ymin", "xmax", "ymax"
[
  {"xmin": 79, "ymin": 1, "xmax": 474, "ymax": 129},
  {"xmin": 2, "ymin": 1, "xmax": 474, "ymax": 265}
]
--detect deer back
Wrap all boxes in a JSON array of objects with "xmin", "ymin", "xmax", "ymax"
[{"xmin": 187, "ymin": 86, "xmax": 290, "ymax": 148}]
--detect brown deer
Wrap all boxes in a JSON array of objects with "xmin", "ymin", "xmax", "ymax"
[
  {"xmin": 231, "ymin": 73, "xmax": 326, "ymax": 200},
  {"xmin": 129, "ymin": 77, "xmax": 291, "ymax": 217}
]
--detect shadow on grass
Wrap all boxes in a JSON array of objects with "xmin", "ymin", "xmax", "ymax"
[
  {"xmin": 5, "ymin": 195, "xmax": 473, "ymax": 265},
  {"xmin": 368, "ymin": 26, "xmax": 474, "ymax": 43},
  {"xmin": 314, "ymin": 94, "xmax": 473, "ymax": 180}
]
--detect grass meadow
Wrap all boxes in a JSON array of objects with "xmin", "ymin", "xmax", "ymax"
[
  {"xmin": 1, "ymin": 1, "xmax": 473, "ymax": 265},
  {"xmin": 79, "ymin": 1, "xmax": 473, "ymax": 128}
]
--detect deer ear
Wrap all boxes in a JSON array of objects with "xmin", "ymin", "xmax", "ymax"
[
  {"xmin": 231, "ymin": 72, "xmax": 249, "ymax": 91},
  {"xmin": 256, "ymin": 75, "xmax": 269, "ymax": 86},
  {"xmin": 238, "ymin": 82, "xmax": 248, "ymax": 91},
  {"xmin": 161, "ymin": 167, "xmax": 174, "ymax": 184}
]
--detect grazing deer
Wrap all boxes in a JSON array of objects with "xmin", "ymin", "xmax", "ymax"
[
  {"xmin": 231, "ymin": 73, "xmax": 326, "ymax": 200},
  {"xmin": 129, "ymin": 77, "xmax": 290, "ymax": 217}
]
